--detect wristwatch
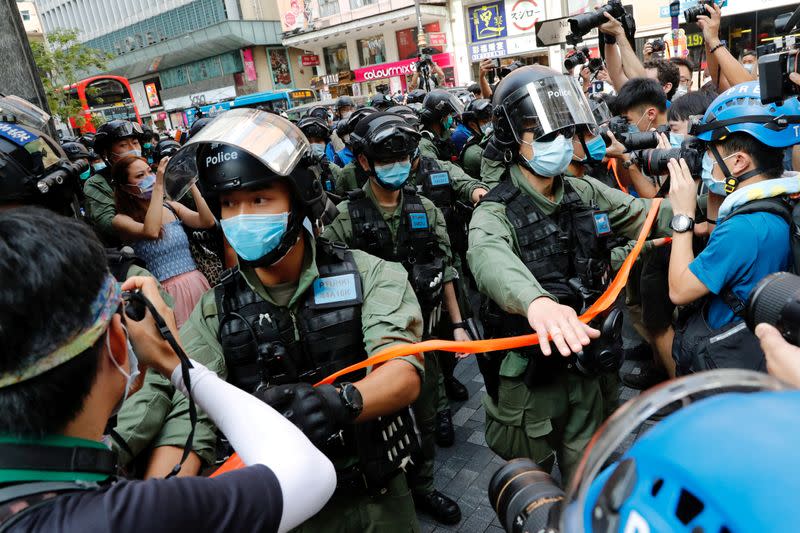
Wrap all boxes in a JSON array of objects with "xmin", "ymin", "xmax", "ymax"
[
  {"xmin": 670, "ymin": 214, "xmax": 695, "ymax": 233},
  {"xmin": 338, "ymin": 382, "xmax": 363, "ymax": 420}
]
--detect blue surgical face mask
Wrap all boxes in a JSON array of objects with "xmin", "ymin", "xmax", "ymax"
[
  {"xmin": 310, "ymin": 143, "xmax": 326, "ymax": 158},
  {"xmin": 221, "ymin": 212, "xmax": 289, "ymax": 262},
  {"xmin": 480, "ymin": 122, "xmax": 494, "ymax": 136},
  {"xmin": 443, "ymin": 115, "xmax": 454, "ymax": 130},
  {"xmin": 107, "ymin": 325, "xmax": 141, "ymax": 416},
  {"xmin": 521, "ymin": 135, "xmax": 574, "ymax": 177},
  {"xmin": 701, "ymin": 151, "xmax": 739, "ymax": 196},
  {"xmin": 584, "ymin": 135, "xmax": 607, "ymax": 161},
  {"xmin": 670, "ymin": 133, "xmax": 685, "ymax": 149},
  {"xmin": 374, "ymin": 160, "xmax": 412, "ymax": 190},
  {"xmin": 93, "ymin": 162, "xmax": 107, "ymax": 172},
  {"xmin": 143, "ymin": 143, "xmax": 153, "ymax": 149},
  {"xmin": 136, "ymin": 173, "xmax": 156, "ymax": 199},
  {"xmin": 79, "ymin": 168, "xmax": 91, "ymax": 180}
]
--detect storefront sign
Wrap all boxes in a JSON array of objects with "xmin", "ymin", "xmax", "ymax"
[
  {"xmin": 428, "ymin": 32, "xmax": 448, "ymax": 46},
  {"xmin": 353, "ymin": 53, "xmax": 455, "ymax": 82},
  {"xmin": 157, "ymin": 112, "xmax": 167, "ymax": 120},
  {"xmin": 506, "ymin": 0, "xmax": 544, "ymax": 35},
  {"xmin": 242, "ymin": 48, "xmax": 258, "ymax": 82},
  {"xmin": 469, "ymin": 39, "xmax": 508, "ymax": 61},
  {"xmin": 468, "ymin": 1, "xmax": 508, "ymax": 42},
  {"xmin": 323, "ymin": 73, "xmax": 339, "ymax": 85},
  {"xmin": 302, "ymin": 54, "xmax": 320, "ymax": 66}
]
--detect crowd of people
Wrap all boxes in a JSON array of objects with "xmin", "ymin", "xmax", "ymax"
[{"xmin": 2, "ymin": 2, "xmax": 800, "ymax": 531}]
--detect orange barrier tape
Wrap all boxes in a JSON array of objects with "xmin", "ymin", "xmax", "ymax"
[
  {"xmin": 211, "ymin": 198, "xmax": 663, "ymax": 477},
  {"xmin": 609, "ymin": 159, "xmax": 628, "ymax": 194}
]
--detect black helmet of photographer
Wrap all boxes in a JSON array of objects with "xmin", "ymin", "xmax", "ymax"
[
  {"xmin": 93, "ymin": 120, "xmax": 145, "ymax": 159},
  {"xmin": 406, "ymin": 89, "xmax": 427, "ymax": 104},
  {"xmin": 419, "ymin": 89, "xmax": 464, "ymax": 125},
  {"xmin": 462, "ymin": 99, "xmax": 494, "ymax": 134},
  {"xmin": 491, "ymin": 65, "xmax": 595, "ymax": 150},
  {"xmin": 369, "ymin": 93, "xmax": 394, "ymax": 111},
  {"xmin": 338, "ymin": 106, "xmax": 378, "ymax": 141},
  {"xmin": 350, "ymin": 112, "xmax": 420, "ymax": 166},
  {"xmin": 386, "ymin": 105, "xmax": 421, "ymax": 130},
  {"xmin": 297, "ymin": 116, "xmax": 332, "ymax": 142},
  {"xmin": 154, "ymin": 139, "xmax": 181, "ymax": 163},
  {"xmin": 61, "ymin": 141, "xmax": 91, "ymax": 163},
  {"xmin": 188, "ymin": 117, "xmax": 212, "ymax": 139}
]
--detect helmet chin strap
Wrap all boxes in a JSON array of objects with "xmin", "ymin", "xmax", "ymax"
[{"xmin": 709, "ymin": 144, "xmax": 763, "ymax": 194}]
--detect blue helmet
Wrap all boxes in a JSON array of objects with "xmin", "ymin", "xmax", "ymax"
[{"xmin": 693, "ymin": 81, "xmax": 800, "ymax": 148}]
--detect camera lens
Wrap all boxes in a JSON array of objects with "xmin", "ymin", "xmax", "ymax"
[
  {"xmin": 621, "ymin": 131, "xmax": 660, "ymax": 151},
  {"xmin": 746, "ymin": 272, "xmax": 800, "ymax": 345},
  {"xmin": 489, "ymin": 458, "xmax": 565, "ymax": 533},
  {"xmin": 634, "ymin": 147, "xmax": 681, "ymax": 175},
  {"xmin": 684, "ymin": 1, "xmax": 709, "ymax": 24}
]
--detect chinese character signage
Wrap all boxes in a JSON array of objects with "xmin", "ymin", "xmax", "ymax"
[
  {"xmin": 301, "ymin": 54, "xmax": 320, "ymax": 66},
  {"xmin": 468, "ymin": 1, "xmax": 507, "ymax": 42},
  {"xmin": 506, "ymin": 0, "xmax": 544, "ymax": 36},
  {"xmin": 469, "ymin": 39, "xmax": 508, "ymax": 61}
]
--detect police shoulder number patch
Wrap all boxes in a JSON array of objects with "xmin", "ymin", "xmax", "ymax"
[{"xmin": 429, "ymin": 171, "xmax": 450, "ymax": 187}]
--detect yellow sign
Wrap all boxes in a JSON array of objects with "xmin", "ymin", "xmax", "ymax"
[{"xmin": 290, "ymin": 90, "xmax": 314, "ymax": 99}]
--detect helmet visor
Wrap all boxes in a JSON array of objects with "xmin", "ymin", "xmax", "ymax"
[
  {"xmin": 105, "ymin": 120, "xmax": 144, "ymax": 139},
  {"xmin": 590, "ymin": 98, "xmax": 612, "ymax": 126},
  {"xmin": 501, "ymin": 76, "xmax": 596, "ymax": 143},
  {"xmin": 0, "ymin": 95, "xmax": 51, "ymax": 131},
  {"xmin": 164, "ymin": 108, "xmax": 308, "ymax": 200},
  {"xmin": 368, "ymin": 124, "xmax": 420, "ymax": 160}
]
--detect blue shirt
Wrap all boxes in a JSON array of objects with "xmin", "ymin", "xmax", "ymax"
[
  {"xmin": 689, "ymin": 212, "xmax": 791, "ymax": 329},
  {"xmin": 325, "ymin": 142, "xmax": 337, "ymax": 163},
  {"xmin": 450, "ymin": 123, "xmax": 473, "ymax": 154},
  {"xmin": 334, "ymin": 147, "xmax": 353, "ymax": 167}
]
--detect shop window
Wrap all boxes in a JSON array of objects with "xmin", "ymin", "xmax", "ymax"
[
  {"xmin": 358, "ymin": 35, "xmax": 386, "ymax": 66},
  {"xmin": 350, "ymin": 0, "xmax": 376, "ymax": 8},
  {"xmin": 319, "ymin": 0, "xmax": 339, "ymax": 17},
  {"xmin": 324, "ymin": 44, "xmax": 349, "ymax": 73}
]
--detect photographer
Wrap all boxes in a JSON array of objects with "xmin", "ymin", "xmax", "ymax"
[
  {"xmin": 697, "ymin": 3, "xmax": 754, "ymax": 91},
  {"xmin": 599, "ymin": 12, "xmax": 647, "ymax": 92},
  {"xmin": 670, "ymin": 57, "xmax": 697, "ymax": 97},
  {"xmin": 0, "ymin": 209, "xmax": 336, "ymax": 532},
  {"xmin": 643, "ymin": 59, "xmax": 680, "ymax": 101},
  {"xmin": 668, "ymin": 81, "xmax": 800, "ymax": 375},
  {"xmin": 410, "ymin": 54, "xmax": 445, "ymax": 92}
]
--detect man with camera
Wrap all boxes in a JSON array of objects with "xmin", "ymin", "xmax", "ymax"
[
  {"xmin": 410, "ymin": 51, "xmax": 445, "ymax": 92},
  {"xmin": 0, "ymin": 208, "xmax": 337, "ymax": 532},
  {"xmin": 668, "ymin": 81, "xmax": 800, "ymax": 374},
  {"xmin": 467, "ymin": 65, "xmax": 675, "ymax": 479}
]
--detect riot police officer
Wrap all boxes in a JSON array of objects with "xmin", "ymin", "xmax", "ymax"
[
  {"xmin": 459, "ymin": 98, "xmax": 494, "ymax": 180},
  {"xmin": 418, "ymin": 89, "xmax": 463, "ymax": 162},
  {"xmin": 84, "ymin": 120, "xmax": 146, "ymax": 244},
  {"xmin": 322, "ymin": 112, "xmax": 464, "ymax": 526},
  {"xmin": 332, "ymin": 106, "xmax": 378, "ymax": 194},
  {"xmin": 369, "ymin": 92, "xmax": 394, "ymax": 111},
  {"xmin": 335, "ymin": 95, "xmax": 355, "ymax": 121},
  {"xmin": 467, "ymin": 66, "xmax": 674, "ymax": 480},
  {"xmin": 163, "ymin": 108, "xmax": 426, "ymax": 532},
  {"xmin": 0, "ymin": 96, "xmax": 86, "ymax": 216},
  {"xmin": 298, "ymin": 116, "xmax": 341, "ymax": 197}
]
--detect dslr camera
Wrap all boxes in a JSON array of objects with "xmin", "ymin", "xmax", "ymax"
[
  {"xmin": 597, "ymin": 115, "xmax": 629, "ymax": 144},
  {"xmin": 758, "ymin": 5, "xmax": 800, "ymax": 104},
  {"xmin": 564, "ymin": 47, "xmax": 590, "ymax": 71},
  {"xmin": 620, "ymin": 124, "xmax": 671, "ymax": 151},
  {"xmin": 631, "ymin": 137, "xmax": 705, "ymax": 177},
  {"xmin": 684, "ymin": 0, "xmax": 714, "ymax": 24},
  {"xmin": 567, "ymin": 0, "xmax": 632, "ymax": 44},
  {"xmin": 747, "ymin": 272, "xmax": 800, "ymax": 346}
]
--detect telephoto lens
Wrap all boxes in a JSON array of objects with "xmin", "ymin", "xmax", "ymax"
[
  {"xmin": 620, "ymin": 131, "xmax": 661, "ymax": 151},
  {"xmin": 747, "ymin": 272, "xmax": 800, "ymax": 345},
  {"xmin": 567, "ymin": 0, "xmax": 626, "ymax": 40},
  {"xmin": 564, "ymin": 49, "xmax": 588, "ymax": 71},
  {"xmin": 684, "ymin": 0, "xmax": 713, "ymax": 24},
  {"xmin": 489, "ymin": 458, "xmax": 565, "ymax": 533}
]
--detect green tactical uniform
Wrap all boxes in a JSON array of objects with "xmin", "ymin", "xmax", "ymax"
[
  {"xmin": 83, "ymin": 171, "xmax": 117, "ymax": 245},
  {"xmin": 480, "ymin": 153, "xmax": 506, "ymax": 189},
  {"xmin": 171, "ymin": 235, "xmax": 425, "ymax": 532},
  {"xmin": 461, "ymin": 143, "xmax": 482, "ymax": 181},
  {"xmin": 334, "ymin": 163, "xmax": 367, "ymax": 196},
  {"xmin": 322, "ymin": 182, "xmax": 455, "ymax": 498},
  {"xmin": 410, "ymin": 157, "xmax": 486, "ymax": 206},
  {"xmin": 418, "ymin": 136, "xmax": 440, "ymax": 160},
  {"xmin": 467, "ymin": 165, "xmax": 673, "ymax": 479}
]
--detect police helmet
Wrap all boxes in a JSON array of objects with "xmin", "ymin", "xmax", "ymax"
[
  {"xmin": 297, "ymin": 116, "xmax": 332, "ymax": 141},
  {"xmin": 462, "ymin": 99, "xmax": 493, "ymax": 129},
  {"xmin": 78, "ymin": 132, "xmax": 95, "ymax": 149},
  {"xmin": 337, "ymin": 106, "xmax": 378, "ymax": 141},
  {"xmin": 386, "ymin": 105, "xmax": 421, "ymax": 130},
  {"xmin": 307, "ymin": 106, "xmax": 331, "ymax": 122},
  {"xmin": 692, "ymin": 81, "xmax": 800, "ymax": 148},
  {"xmin": 61, "ymin": 141, "xmax": 91, "ymax": 162},
  {"xmin": 369, "ymin": 93, "xmax": 394, "ymax": 111},
  {"xmin": 491, "ymin": 65, "xmax": 595, "ymax": 148},
  {"xmin": 350, "ymin": 112, "xmax": 420, "ymax": 162},
  {"xmin": 419, "ymin": 89, "xmax": 465, "ymax": 124},
  {"xmin": 406, "ymin": 89, "xmax": 427, "ymax": 104},
  {"xmin": 335, "ymin": 96, "xmax": 355, "ymax": 110},
  {"xmin": 154, "ymin": 139, "xmax": 181, "ymax": 163},
  {"xmin": 188, "ymin": 117, "xmax": 212, "ymax": 139},
  {"xmin": 94, "ymin": 120, "xmax": 145, "ymax": 157}
]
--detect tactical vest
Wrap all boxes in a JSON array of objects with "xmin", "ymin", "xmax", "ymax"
[
  {"xmin": 415, "ymin": 157, "xmax": 470, "ymax": 257},
  {"xmin": 215, "ymin": 239, "xmax": 421, "ymax": 488},
  {"xmin": 216, "ymin": 240, "xmax": 366, "ymax": 393},
  {"xmin": 319, "ymin": 161, "xmax": 337, "ymax": 194},
  {"xmin": 347, "ymin": 187, "xmax": 445, "ymax": 330},
  {"xmin": 478, "ymin": 178, "xmax": 617, "ymax": 382}
]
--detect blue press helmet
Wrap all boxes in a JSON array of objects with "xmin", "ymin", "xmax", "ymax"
[{"xmin": 693, "ymin": 81, "xmax": 800, "ymax": 148}]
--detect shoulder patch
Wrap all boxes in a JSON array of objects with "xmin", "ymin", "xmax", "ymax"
[{"xmin": 312, "ymin": 273, "xmax": 360, "ymax": 305}]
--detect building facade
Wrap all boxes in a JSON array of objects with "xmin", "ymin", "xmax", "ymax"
[{"xmin": 17, "ymin": 0, "xmax": 44, "ymax": 42}]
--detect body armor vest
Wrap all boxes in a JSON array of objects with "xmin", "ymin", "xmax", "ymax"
[
  {"xmin": 216, "ymin": 239, "xmax": 366, "ymax": 393},
  {"xmin": 347, "ymin": 187, "xmax": 445, "ymax": 332},
  {"xmin": 415, "ymin": 157, "xmax": 469, "ymax": 258},
  {"xmin": 215, "ymin": 239, "xmax": 421, "ymax": 488}
]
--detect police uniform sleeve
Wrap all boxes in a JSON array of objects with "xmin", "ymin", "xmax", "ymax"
[
  {"xmin": 354, "ymin": 250, "xmax": 425, "ymax": 374},
  {"xmin": 146, "ymin": 290, "xmax": 227, "ymax": 465},
  {"xmin": 82, "ymin": 176, "xmax": 117, "ymax": 242},
  {"xmin": 418, "ymin": 136, "xmax": 440, "ymax": 160},
  {"xmin": 442, "ymin": 161, "xmax": 488, "ymax": 204},
  {"xmin": 568, "ymin": 176, "xmax": 674, "ymax": 240},
  {"xmin": 463, "ymin": 145, "xmax": 482, "ymax": 181},
  {"xmin": 480, "ymin": 156, "xmax": 506, "ymax": 190},
  {"xmin": 467, "ymin": 201, "xmax": 551, "ymax": 316},
  {"xmin": 424, "ymin": 198, "xmax": 457, "ymax": 283},
  {"xmin": 321, "ymin": 200, "xmax": 352, "ymax": 244}
]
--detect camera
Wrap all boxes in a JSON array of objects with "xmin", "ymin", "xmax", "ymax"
[
  {"xmin": 597, "ymin": 115, "xmax": 629, "ymax": 144},
  {"xmin": 758, "ymin": 48, "xmax": 800, "ymax": 104},
  {"xmin": 489, "ymin": 458, "xmax": 564, "ymax": 533},
  {"xmin": 567, "ymin": 0, "xmax": 627, "ymax": 44},
  {"xmin": 684, "ymin": 0, "xmax": 714, "ymax": 24},
  {"xmin": 650, "ymin": 38, "xmax": 666, "ymax": 53},
  {"xmin": 620, "ymin": 129, "xmax": 669, "ymax": 151},
  {"xmin": 564, "ymin": 47, "xmax": 590, "ymax": 71},
  {"xmin": 632, "ymin": 137, "xmax": 704, "ymax": 176},
  {"xmin": 747, "ymin": 272, "xmax": 800, "ymax": 345},
  {"xmin": 587, "ymin": 57, "xmax": 605, "ymax": 73}
]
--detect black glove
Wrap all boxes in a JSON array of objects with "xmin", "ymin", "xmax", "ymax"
[{"xmin": 256, "ymin": 383, "xmax": 352, "ymax": 446}]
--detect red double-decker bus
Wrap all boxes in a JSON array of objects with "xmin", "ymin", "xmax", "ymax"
[{"xmin": 66, "ymin": 75, "xmax": 142, "ymax": 133}]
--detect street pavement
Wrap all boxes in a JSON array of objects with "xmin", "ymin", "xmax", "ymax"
[{"xmin": 417, "ymin": 355, "xmax": 645, "ymax": 532}]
